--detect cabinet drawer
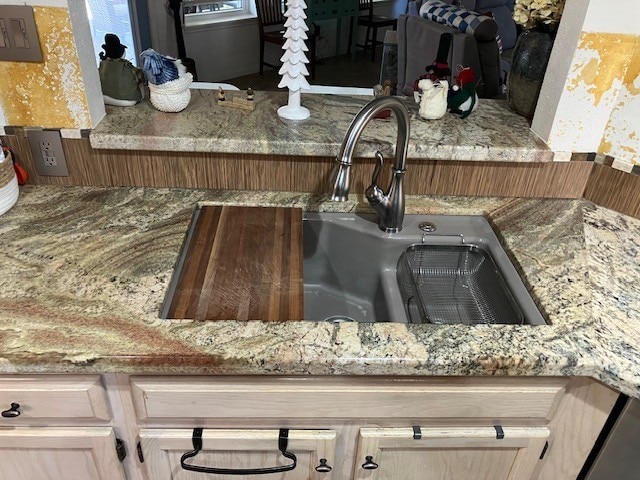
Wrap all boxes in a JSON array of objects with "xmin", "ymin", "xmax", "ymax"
[
  {"xmin": 140, "ymin": 428, "xmax": 336, "ymax": 480},
  {"xmin": 0, "ymin": 375, "xmax": 111, "ymax": 422},
  {"xmin": 131, "ymin": 376, "xmax": 566, "ymax": 422}
]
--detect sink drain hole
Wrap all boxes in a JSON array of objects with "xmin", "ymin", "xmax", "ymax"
[{"xmin": 325, "ymin": 315, "xmax": 356, "ymax": 323}]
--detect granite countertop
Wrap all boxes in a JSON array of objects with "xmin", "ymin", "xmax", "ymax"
[
  {"xmin": 0, "ymin": 186, "xmax": 638, "ymax": 398},
  {"xmin": 89, "ymin": 90, "xmax": 552, "ymax": 162}
]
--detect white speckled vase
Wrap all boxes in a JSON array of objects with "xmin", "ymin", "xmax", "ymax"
[{"xmin": 0, "ymin": 151, "xmax": 19, "ymax": 216}]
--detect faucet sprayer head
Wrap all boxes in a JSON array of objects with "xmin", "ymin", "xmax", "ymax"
[{"xmin": 327, "ymin": 161, "xmax": 351, "ymax": 201}]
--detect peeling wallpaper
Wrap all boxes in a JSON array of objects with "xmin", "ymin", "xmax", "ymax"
[
  {"xmin": 599, "ymin": 37, "xmax": 640, "ymax": 166},
  {"xmin": 547, "ymin": 32, "xmax": 639, "ymax": 162},
  {"xmin": 0, "ymin": 6, "xmax": 91, "ymax": 129},
  {"xmin": 566, "ymin": 33, "xmax": 636, "ymax": 107}
]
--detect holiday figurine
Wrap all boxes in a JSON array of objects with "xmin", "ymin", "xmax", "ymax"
[
  {"xmin": 448, "ymin": 66, "xmax": 478, "ymax": 119},
  {"xmin": 247, "ymin": 88, "xmax": 254, "ymax": 102},
  {"xmin": 98, "ymin": 34, "xmax": 144, "ymax": 107},
  {"xmin": 413, "ymin": 32, "xmax": 452, "ymax": 95},
  {"xmin": 277, "ymin": 0, "xmax": 311, "ymax": 120},
  {"xmin": 217, "ymin": 87, "xmax": 226, "ymax": 102},
  {"xmin": 417, "ymin": 79, "xmax": 448, "ymax": 120}
]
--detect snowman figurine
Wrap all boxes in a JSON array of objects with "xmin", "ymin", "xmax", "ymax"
[{"xmin": 98, "ymin": 34, "xmax": 144, "ymax": 107}]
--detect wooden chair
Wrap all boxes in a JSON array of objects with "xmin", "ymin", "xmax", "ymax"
[
  {"xmin": 255, "ymin": 0, "xmax": 317, "ymax": 79},
  {"xmin": 348, "ymin": 0, "xmax": 397, "ymax": 62}
]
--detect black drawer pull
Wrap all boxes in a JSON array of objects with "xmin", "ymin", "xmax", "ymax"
[
  {"xmin": 315, "ymin": 458, "xmax": 332, "ymax": 472},
  {"xmin": 362, "ymin": 455, "xmax": 379, "ymax": 469},
  {"xmin": 1, "ymin": 403, "xmax": 21, "ymax": 418},
  {"xmin": 180, "ymin": 428, "xmax": 297, "ymax": 475}
]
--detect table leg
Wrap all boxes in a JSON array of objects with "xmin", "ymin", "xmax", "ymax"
[
  {"xmin": 335, "ymin": 18, "xmax": 342, "ymax": 57},
  {"xmin": 350, "ymin": 16, "xmax": 357, "ymax": 61}
]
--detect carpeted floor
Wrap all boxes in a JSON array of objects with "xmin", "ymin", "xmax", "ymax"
[{"xmin": 223, "ymin": 45, "xmax": 387, "ymax": 91}]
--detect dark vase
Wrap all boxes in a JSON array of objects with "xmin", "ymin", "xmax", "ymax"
[{"xmin": 507, "ymin": 28, "xmax": 555, "ymax": 118}]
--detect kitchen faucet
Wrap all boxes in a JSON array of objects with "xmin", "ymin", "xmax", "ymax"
[{"xmin": 327, "ymin": 96, "xmax": 410, "ymax": 233}]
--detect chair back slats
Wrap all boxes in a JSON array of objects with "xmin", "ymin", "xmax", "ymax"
[
  {"xmin": 256, "ymin": 0, "xmax": 286, "ymax": 26},
  {"xmin": 359, "ymin": 0, "xmax": 372, "ymax": 12}
]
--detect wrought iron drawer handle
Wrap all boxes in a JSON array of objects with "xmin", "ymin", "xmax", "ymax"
[
  {"xmin": 1, "ymin": 403, "xmax": 20, "ymax": 418},
  {"xmin": 180, "ymin": 428, "xmax": 297, "ymax": 475},
  {"xmin": 362, "ymin": 455, "xmax": 379, "ymax": 469}
]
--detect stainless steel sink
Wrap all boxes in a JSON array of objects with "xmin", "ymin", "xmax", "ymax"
[{"xmin": 303, "ymin": 212, "xmax": 546, "ymax": 325}]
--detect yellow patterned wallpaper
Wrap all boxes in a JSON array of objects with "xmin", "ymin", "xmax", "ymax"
[
  {"xmin": 565, "ymin": 33, "xmax": 637, "ymax": 107},
  {"xmin": 598, "ymin": 36, "xmax": 640, "ymax": 165},
  {"xmin": 0, "ymin": 7, "xmax": 91, "ymax": 129},
  {"xmin": 560, "ymin": 32, "xmax": 640, "ymax": 165}
]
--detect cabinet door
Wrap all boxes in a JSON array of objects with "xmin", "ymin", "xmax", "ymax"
[
  {"xmin": 353, "ymin": 426, "xmax": 549, "ymax": 480},
  {"xmin": 0, "ymin": 427, "xmax": 126, "ymax": 480},
  {"xmin": 140, "ymin": 428, "xmax": 336, "ymax": 480}
]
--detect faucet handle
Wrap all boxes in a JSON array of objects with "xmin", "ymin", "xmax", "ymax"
[
  {"xmin": 366, "ymin": 151, "xmax": 386, "ymax": 206},
  {"xmin": 371, "ymin": 151, "xmax": 384, "ymax": 186}
]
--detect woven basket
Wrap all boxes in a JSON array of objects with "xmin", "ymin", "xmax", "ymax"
[
  {"xmin": 149, "ymin": 73, "xmax": 193, "ymax": 112},
  {"xmin": 0, "ymin": 151, "xmax": 18, "ymax": 216}
]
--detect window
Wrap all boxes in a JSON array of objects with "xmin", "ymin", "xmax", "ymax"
[
  {"xmin": 85, "ymin": 0, "xmax": 138, "ymax": 65},
  {"xmin": 182, "ymin": 0, "xmax": 254, "ymax": 26}
]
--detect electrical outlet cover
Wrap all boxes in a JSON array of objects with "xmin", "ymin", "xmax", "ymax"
[{"xmin": 26, "ymin": 129, "xmax": 69, "ymax": 176}]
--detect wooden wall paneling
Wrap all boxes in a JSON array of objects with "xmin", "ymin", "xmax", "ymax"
[
  {"xmin": 62, "ymin": 138, "xmax": 112, "ymax": 186},
  {"xmin": 3, "ymin": 132, "xmax": 594, "ymax": 199},
  {"xmin": 536, "ymin": 160, "xmax": 593, "ymax": 198},
  {"xmin": 94, "ymin": 149, "xmax": 334, "ymax": 191},
  {"xmin": 1, "ymin": 136, "xmax": 112, "ymax": 186},
  {"xmin": 101, "ymin": 150, "xmax": 165, "ymax": 188},
  {"xmin": 2, "ymin": 135, "xmax": 40, "ymax": 184},
  {"xmin": 584, "ymin": 163, "xmax": 640, "ymax": 218},
  {"xmin": 239, "ymin": 156, "xmax": 290, "ymax": 191},
  {"xmin": 404, "ymin": 160, "xmax": 592, "ymax": 198}
]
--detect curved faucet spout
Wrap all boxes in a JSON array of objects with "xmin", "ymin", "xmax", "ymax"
[{"xmin": 327, "ymin": 96, "xmax": 411, "ymax": 233}]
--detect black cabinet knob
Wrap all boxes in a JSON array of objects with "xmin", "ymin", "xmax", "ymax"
[
  {"xmin": 315, "ymin": 458, "xmax": 332, "ymax": 473},
  {"xmin": 1, "ymin": 403, "xmax": 21, "ymax": 418},
  {"xmin": 362, "ymin": 455, "xmax": 379, "ymax": 470}
]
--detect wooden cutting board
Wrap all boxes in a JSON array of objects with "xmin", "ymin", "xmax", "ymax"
[{"xmin": 166, "ymin": 206, "xmax": 303, "ymax": 321}]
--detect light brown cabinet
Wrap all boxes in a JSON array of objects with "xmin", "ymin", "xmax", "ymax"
[
  {"xmin": 125, "ymin": 376, "xmax": 571, "ymax": 480},
  {"xmin": 352, "ymin": 426, "xmax": 549, "ymax": 480},
  {"xmin": 0, "ymin": 374, "xmax": 620, "ymax": 480},
  {"xmin": 0, "ymin": 427, "xmax": 127, "ymax": 480},
  {"xmin": 0, "ymin": 375, "xmax": 126, "ymax": 480},
  {"xmin": 139, "ymin": 428, "xmax": 336, "ymax": 479},
  {"xmin": 0, "ymin": 375, "xmax": 111, "ymax": 421}
]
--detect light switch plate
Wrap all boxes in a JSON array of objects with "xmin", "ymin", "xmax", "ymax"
[
  {"xmin": 0, "ymin": 5, "xmax": 43, "ymax": 62},
  {"xmin": 26, "ymin": 129, "xmax": 69, "ymax": 176}
]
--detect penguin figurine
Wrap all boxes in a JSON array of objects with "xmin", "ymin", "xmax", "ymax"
[{"xmin": 448, "ymin": 67, "xmax": 478, "ymax": 119}]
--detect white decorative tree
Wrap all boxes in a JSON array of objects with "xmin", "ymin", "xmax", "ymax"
[{"xmin": 277, "ymin": 0, "xmax": 311, "ymax": 120}]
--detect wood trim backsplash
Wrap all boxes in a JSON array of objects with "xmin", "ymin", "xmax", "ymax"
[
  {"xmin": 584, "ymin": 163, "xmax": 640, "ymax": 218},
  {"xmin": 1, "ymin": 136, "xmax": 592, "ymax": 199}
]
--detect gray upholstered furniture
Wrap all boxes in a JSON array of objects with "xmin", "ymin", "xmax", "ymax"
[{"xmin": 397, "ymin": 0, "xmax": 516, "ymax": 98}]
